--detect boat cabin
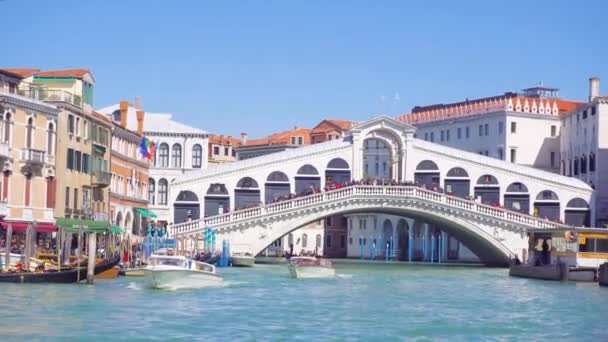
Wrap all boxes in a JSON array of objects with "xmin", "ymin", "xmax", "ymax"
[{"xmin": 527, "ymin": 228, "xmax": 608, "ymax": 268}]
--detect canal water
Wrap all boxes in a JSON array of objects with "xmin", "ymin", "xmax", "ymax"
[{"xmin": 1, "ymin": 263, "xmax": 607, "ymax": 341}]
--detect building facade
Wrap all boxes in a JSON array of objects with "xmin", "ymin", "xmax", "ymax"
[
  {"xmin": 236, "ymin": 127, "xmax": 310, "ymax": 161},
  {"xmin": 208, "ymin": 135, "xmax": 241, "ymax": 165}
]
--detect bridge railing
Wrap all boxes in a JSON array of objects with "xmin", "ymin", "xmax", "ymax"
[{"xmin": 170, "ymin": 185, "xmax": 571, "ymax": 236}]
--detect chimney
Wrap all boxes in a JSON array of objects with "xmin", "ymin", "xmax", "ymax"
[
  {"xmin": 136, "ymin": 110, "xmax": 145, "ymax": 136},
  {"xmin": 119, "ymin": 101, "xmax": 128, "ymax": 128},
  {"xmin": 293, "ymin": 125, "xmax": 298, "ymax": 131},
  {"xmin": 241, "ymin": 132, "xmax": 248, "ymax": 145},
  {"xmin": 589, "ymin": 77, "xmax": 600, "ymax": 102},
  {"xmin": 135, "ymin": 96, "xmax": 142, "ymax": 110}
]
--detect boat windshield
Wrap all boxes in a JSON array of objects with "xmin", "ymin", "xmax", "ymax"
[{"xmin": 151, "ymin": 257, "xmax": 187, "ymax": 268}]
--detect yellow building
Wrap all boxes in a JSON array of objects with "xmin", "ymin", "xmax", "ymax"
[{"xmin": 0, "ymin": 69, "xmax": 58, "ymax": 231}]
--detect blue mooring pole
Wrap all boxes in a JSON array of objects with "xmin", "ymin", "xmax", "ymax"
[
  {"xmin": 430, "ymin": 234, "xmax": 435, "ymax": 264},
  {"xmin": 359, "ymin": 237, "xmax": 363, "ymax": 259},
  {"xmin": 438, "ymin": 234, "xmax": 442, "ymax": 264},
  {"xmin": 422, "ymin": 234, "xmax": 426, "ymax": 262},
  {"xmin": 370, "ymin": 236, "xmax": 374, "ymax": 260},
  {"xmin": 408, "ymin": 234, "xmax": 413, "ymax": 263}
]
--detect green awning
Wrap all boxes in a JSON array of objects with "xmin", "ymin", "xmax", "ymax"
[
  {"xmin": 135, "ymin": 208, "xmax": 157, "ymax": 218},
  {"xmin": 55, "ymin": 218, "xmax": 111, "ymax": 233},
  {"xmin": 111, "ymin": 225, "xmax": 124, "ymax": 235},
  {"xmin": 94, "ymin": 146, "xmax": 106, "ymax": 154}
]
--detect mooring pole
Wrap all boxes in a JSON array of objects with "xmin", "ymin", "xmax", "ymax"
[
  {"xmin": 4, "ymin": 223, "xmax": 12, "ymax": 271},
  {"xmin": 87, "ymin": 232, "xmax": 97, "ymax": 284}
]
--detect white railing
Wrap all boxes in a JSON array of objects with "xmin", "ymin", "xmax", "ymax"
[{"xmin": 170, "ymin": 185, "xmax": 572, "ymax": 236}]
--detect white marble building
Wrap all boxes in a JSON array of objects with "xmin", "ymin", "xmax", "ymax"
[{"xmin": 98, "ymin": 102, "xmax": 209, "ymax": 225}]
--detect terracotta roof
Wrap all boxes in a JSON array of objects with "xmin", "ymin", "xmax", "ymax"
[
  {"xmin": 91, "ymin": 111, "xmax": 112, "ymax": 124},
  {"xmin": 0, "ymin": 68, "xmax": 40, "ymax": 78},
  {"xmin": 209, "ymin": 134, "xmax": 242, "ymax": 146},
  {"xmin": 311, "ymin": 119, "xmax": 354, "ymax": 134},
  {"xmin": 243, "ymin": 128, "xmax": 311, "ymax": 147},
  {"xmin": 34, "ymin": 68, "xmax": 92, "ymax": 80}
]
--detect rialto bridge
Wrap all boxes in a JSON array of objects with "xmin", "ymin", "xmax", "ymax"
[{"xmin": 168, "ymin": 117, "xmax": 594, "ymax": 266}]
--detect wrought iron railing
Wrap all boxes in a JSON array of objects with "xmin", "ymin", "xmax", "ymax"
[{"xmin": 17, "ymin": 88, "xmax": 82, "ymax": 107}]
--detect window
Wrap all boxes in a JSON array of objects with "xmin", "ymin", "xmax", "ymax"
[
  {"xmin": 68, "ymin": 115, "xmax": 75, "ymax": 134},
  {"xmin": 213, "ymin": 146, "xmax": 219, "ymax": 155},
  {"xmin": 326, "ymin": 234, "xmax": 332, "ymax": 248},
  {"xmin": 158, "ymin": 179, "xmax": 168, "ymax": 205},
  {"xmin": 498, "ymin": 121, "xmax": 504, "ymax": 134},
  {"xmin": 83, "ymin": 120, "xmax": 88, "ymax": 139},
  {"xmin": 47, "ymin": 123, "xmax": 55, "ymax": 155},
  {"xmin": 148, "ymin": 178, "xmax": 155, "ymax": 204},
  {"xmin": 192, "ymin": 144, "xmax": 202, "ymax": 168},
  {"xmin": 73, "ymin": 188, "xmax": 78, "ymax": 210},
  {"xmin": 291, "ymin": 137, "xmax": 296, "ymax": 145},
  {"xmin": 67, "ymin": 148, "xmax": 74, "ymax": 170},
  {"xmin": 171, "ymin": 144, "xmax": 182, "ymax": 168},
  {"xmin": 224, "ymin": 147, "xmax": 229, "ymax": 156},
  {"xmin": 581, "ymin": 155, "xmax": 587, "ymax": 174},
  {"xmin": 3, "ymin": 113, "xmax": 11, "ymax": 144},
  {"xmin": 510, "ymin": 148, "xmax": 517, "ymax": 163},
  {"xmin": 591, "ymin": 106, "xmax": 596, "ymax": 116},
  {"xmin": 82, "ymin": 154, "xmax": 90, "ymax": 174},
  {"xmin": 75, "ymin": 151, "xmax": 82, "ymax": 172},
  {"xmin": 550, "ymin": 152, "xmax": 556, "ymax": 168},
  {"xmin": 465, "ymin": 126, "xmax": 470, "ymax": 138},
  {"xmin": 298, "ymin": 136, "xmax": 303, "ymax": 145},
  {"xmin": 424, "ymin": 132, "xmax": 428, "ymax": 141},
  {"xmin": 583, "ymin": 110, "xmax": 587, "ymax": 119},
  {"xmin": 551, "ymin": 125, "xmax": 557, "ymax": 137},
  {"xmin": 511, "ymin": 121, "xmax": 517, "ymax": 133},
  {"xmin": 457, "ymin": 127, "xmax": 461, "ymax": 139},
  {"xmin": 65, "ymin": 187, "xmax": 70, "ymax": 208},
  {"xmin": 479, "ymin": 125, "xmax": 483, "ymax": 136},
  {"xmin": 158, "ymin": 143, "xmax": 169, "ymax": 167},
  {"xmin": 76, "ymin": 117, "xmax": 80, "ymax": 136},
  {"xmin": 590, "ymin": 154, "xmax": 596, "ymax": 172},
  {"xmin": 440, "ymin": 130, "xmax": 444, "ymax": 141},
  {"xmin": 232, "ymin": 149, "xmax": 236, "ymax": 157},
  {"xmin": 446, "ymin": 129, "xmax": 450, "ymax": 141},
  {"xmin": 325, "ymin": 217, "xmax": 333, "ymax": 226},
  {"xmin": 498, "ymin": 148, "xmax": 503, "ymax": 160},
  {"xmin": 430, "ymin": 132, "xmax": 434, "ymax": 142},
  {"xmin": 574, "ymin": 158, "xmax": 579, "ymax": 175},
  {"xmin": 82, "ymin": 188, "xmax": 90, "ymax": 210},
  {"xmin": 26, "ymin": 117, "xmax": 34, "ymax": 149},
  {"xmin": 302, "ymin": 234, "xmax": 308, "ymax": 248},
  {"xmin": 484, "ymin": 123, "xmax": 489, "ymax": 136}
]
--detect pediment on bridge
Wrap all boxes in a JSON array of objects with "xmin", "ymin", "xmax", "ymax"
[{"xmin": 350, "ymin": 115, "xmax": 417, "ymax": 135}]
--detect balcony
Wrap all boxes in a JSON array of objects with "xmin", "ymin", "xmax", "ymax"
[
  {"xmin": 94, "ymin": 212, "xmax": 108, "ymax": 221},
  {"xmin": 0, "ymin": 142, "xmax": 9, "ymax": 159},
  {"xmin": 92, "ymin": 171, "xmax": 111, "ymax": 187},
  {"xmin": 17, "ymin": 88, "xmax": 82, "ymax": 108},
  {"xmin": 21, "ymin": 149, "xmax": 46, "ymax": 164}
]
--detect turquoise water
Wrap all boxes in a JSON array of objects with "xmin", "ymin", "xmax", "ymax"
[{"xmin": 1, "ymin": 262, "xmax": 607, "ymax": 341}]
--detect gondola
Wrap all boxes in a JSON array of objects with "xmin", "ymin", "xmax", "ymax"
[{"xmin": 0, "ymin": 255, "xmax": 121, "ymax": 284}]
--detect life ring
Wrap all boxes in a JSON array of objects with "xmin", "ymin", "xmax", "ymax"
[{"xmin": 565, "ymin": 230, "xmax": 576, "ymax": 242}]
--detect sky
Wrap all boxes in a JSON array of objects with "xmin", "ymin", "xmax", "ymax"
[{"xmin": 2, "ymin": 0, "xmax": 607, "ymax": 137}]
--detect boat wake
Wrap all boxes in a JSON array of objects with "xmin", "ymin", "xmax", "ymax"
[
  {"xmin": 126, "ymin": 282, "xmax": 143, "ymax": 291},
  {"xmin": 336, "ymin": 274, "xmax": 353, "ymax": 279}
]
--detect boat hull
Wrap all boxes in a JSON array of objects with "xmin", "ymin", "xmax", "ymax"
[
  {"xmin": 567, "ymin": 267, "xmax": 597, "ymax": 282},
  {"xmin": 231, "ymin": 256, "xmax": 255, "ymax": 267},
  {"xmin": 288, "ymin": 265, "xmax": 336, "ymax": 279},
  {"xmin": 143, "ymin": 269, "xmax": 223, "ymax": 290},
  {"xmin": 509, "ymin": 263, "xmax": 567, "ymax": 281},
  {"xmin": 599, "ymin": 262, "xmax": 608, "ymax": 287},
  {"xmin": 96, "ymin": 266, "xmax": 120, "ymax": 279}
]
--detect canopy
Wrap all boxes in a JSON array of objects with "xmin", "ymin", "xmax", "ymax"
[
  {"xmin": 0, "ymin": 222, "xmax": 57, "ymax": 233},
  {"xmin": 135, "ymin": 208, "xmax": 157, "ymax": 218},
  {"xmin": 55, "ymin": 218, "xmax": 110, "ymax": 233},
  {"xmin": 111, "ymin": 225, "xmax": 124, "ymax": 235}
]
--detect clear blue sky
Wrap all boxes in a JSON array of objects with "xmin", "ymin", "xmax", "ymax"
[{"xmin": 3, "ymin": 0, "xmax": 607, "ymax": 137}]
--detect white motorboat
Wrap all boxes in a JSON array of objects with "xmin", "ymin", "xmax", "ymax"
[
  {"xmin": 230, "ymin": 252, "xmax": 255, "ymax": 267},
  {"xmin": 144, "ymin": 250, "xmax": 222, "ymax": 290},
  {"xmin": 287, "ymin": 256, "xmax": 335, "ymax": 279}
]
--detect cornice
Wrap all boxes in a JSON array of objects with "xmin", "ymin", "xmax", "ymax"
[{"xmin": 0, "ymin": 94, "xmax": 59, "ymax": 116}]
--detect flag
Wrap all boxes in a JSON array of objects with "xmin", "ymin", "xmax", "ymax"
[{"xmin": 139, "ymin": 137, "xmax": 148, "ymax": 158}]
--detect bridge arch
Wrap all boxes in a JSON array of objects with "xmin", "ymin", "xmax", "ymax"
[
  {"xmin": 474, "ymin": 174, "xmax": 500, "ymax": 205},
  {"xmin": 363, "ymin": 137, "xmax": 396, "ymax": 181},
  {"xmin": 265, "ymin": 171, "xmax": 290, "ymax": 204},
  {"xmin": 504, "ymin": 182, "xmax": 530, "ymax": 214},
  {"xmin": 534, "ymin": 190, "xmax": 560, "ymax": 221},
  {"xmin": 325, "ymin": 158, "xmax": 351, "ymax": 186},
  {"xmin": 204, "ymin": 183, "xmax": 229, "ymax": 217},
  {"xmin": 295, "ymin": 164, "xmax": 320, "ymax": 194},
  {"xmin": 174, "ymin": 190, "xmax": 200, "ymax": 223},
  {"xmin": 444, "ymin": 167, "xmax": 470, "ymax": 198},
  {"xmin": 396, "ymin": 219, "xmax": 410, "ymax": 261},
  {"xmin": 415, "ymin": 160, "xmax": 440, "ymax": 187},
  {"xmin": 235, "ymin": 177, "xmax": 261, "ymax": 209}
]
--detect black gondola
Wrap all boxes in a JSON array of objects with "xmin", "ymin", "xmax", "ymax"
[{"xmin": 0, "ymin": 255, "xmax": 121, "ymax": 284}]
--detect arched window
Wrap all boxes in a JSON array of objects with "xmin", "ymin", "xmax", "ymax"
[
  {"xmin": 416, "ymin": 160, "xmax": 439, "ymax": 170},
  {"xmin": 297, "ymin": 164, "xmax": 319, "ymax": 175},
  {"xmin": 171, "ymin": 144, "xmax": 182, "ymax": 168},
  {"xmin": 316, "ymin": 234, "xmax": 322, "ymax": 248},
  {"xmin": 476, "ymin": 174, "xmax": 499, "ymax": 185},
  {"xmin": 566, "ymin": 198, "xmax": 589, "ymax": 208},
  {"xmin": 26, "ymin": 117, "xmax": 34, "ymax": 149},
  {"xmin": 236, "ymin": 177, "xmax": 259, "ymax": 188},
  {"xmin": 536, "ymin": 190, "xmax": 559, "ymax": 201},
  {"xmin": 148, "ymin": 178, "xmax": 155, "ymax": 204},
  {"xmin": 4, "ymin": 112, "xmax": 11, "ymax": 144},
  {"xmin": 302, "ymin": 234, "xmax": 308, "ymax": 248},
  {"xmin": 327, "ymin": 158, "xmax": 349, "ymax": 169},
  {"xmin": 192, "ymin": 144, "xmax": 202, "ymax": 168},
  {"xmin": 506, "ymin": 182, "xmax": 528, "ymax": 193},
  {"xmin": 267, "ymin": 171, "xmax": 289, "ymax": 182},
  {"xmin": 590, "ymin": 153, "xmax": 596, "ymax": 172},
  {"xmin": 158, "ymin": 143, "xmax": 169, "ymax": 167},
  {"xmin": 446, "ymin": 167, "xmax": 468, "ymax": 177},
  {"xmin": 158, "ymin": 178, "xmax": 168, "ymax": 205},
  {"xmin": 581, "ymin": 155, "xmax": 587, "ymax": 174},
  {"xmin": 47, "ymin": 122, "xmax": 55, "ymax": 155}
]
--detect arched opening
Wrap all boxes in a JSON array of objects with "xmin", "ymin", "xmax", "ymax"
[
  {"xmin": 192, "ymin": 144, "xmax": 202, "ymax": 168},
  {"xmin": 125, "ymin": 212, "xmax": 132, "ymax": 235},
  {"xmin": 158, "ymin": 179, "xmax": 168, "ymax": 205},
  {"xmin": 116, "ymin": 211, "xmax": 123, "ymax": 228},
  {"xmin": 534, "ymin": 190, "xmax": 560, "ymax": 221},
  {"xmin": 565, "ymin": 198, "xmax": 590, "ymax": 227},
  {"xmin": 157, "ymin": 143, "xmax": 169, "ymax": 168},
  {"xmin": 382, "ymin": 219, "xmax": 393, "ymax": 255},
  {"xmin": 444, "ymin": 167, "xmax": 469, "ymax": 198},
  {"xmin": 504, "ymin": 182, "xmax": 530, "ymax": 214},
  {"xmin": 474, "ymin": 174, "xmax": 500, "ymax": 205},
  {"xmin": 265, "ymin": 171, "xmax": 290, "ymax": 203},
  {"xmin": 295, "ymin": 164, "xmax": 320, "ymax": 194},
  {"xmin": 235, "ymin": 177, "xmax": 260, "ymax": 209},
  {"xmin": 325, "ymin": 158, "xmax": 351, "ymax": 186},
  {"xmin": 174, "ymin": 190, "xmax": 200, "ymax": 223},
  {"xmin": 396, "ymin": 219, "xmax": 409, "ymax": 261},
  {"xmin": 363, "ymin": 138, "xmax": 393, "ymax": 181},
  {"xmin": 148, "ymin": 178, "xmax": 156, "ymax": 205},
  {"xmin": 204, "ymin": 184, "xmax": 230, "ymax": 217},
  {"xmin": 415, "ymin": 160, "xmax": 440, "ymax": 188},
  {"xmin": 171, "ymin": 143, "xmax": 182, "ymax": 168}
]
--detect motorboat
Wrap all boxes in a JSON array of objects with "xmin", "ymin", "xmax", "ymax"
[
  {"xmin": 230, "ymin": 252, "xmax": 255, "ymax": 267},
  {"xmin": 143, "ymin": 251, "xmax": 222, "ymax": 290},
  {"xmin": 287, "ymin": 256, "xmax": 335, "ymax": 279}
]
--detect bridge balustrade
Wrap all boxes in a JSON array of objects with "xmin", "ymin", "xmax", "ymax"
[{"xmin": 169, "ymin": 185, "xmax": 571, "ymax": 237}]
